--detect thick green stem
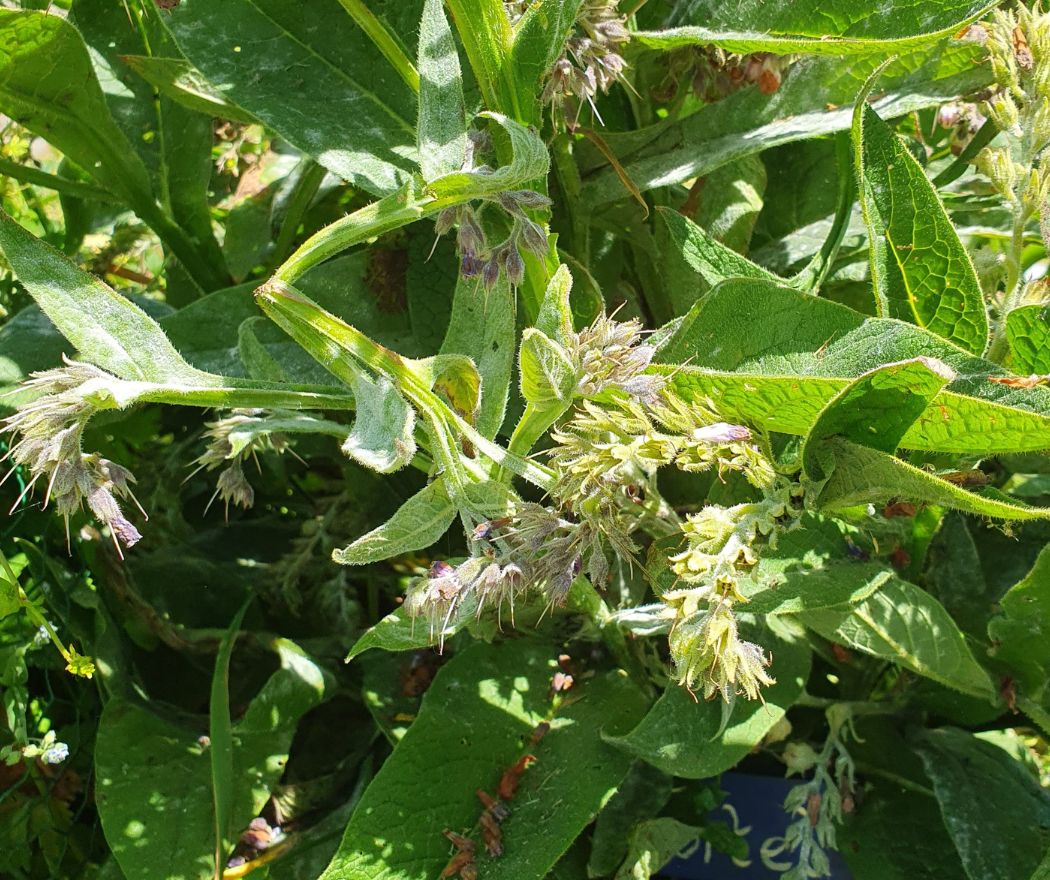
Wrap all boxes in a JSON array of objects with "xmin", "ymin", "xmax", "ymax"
[
  {"xmin": 274, "ymin": 185, "xmax": 459, "ymax": 284},
  {"xmin": 987, "ymin": 208, "xmax": 1031, "ymax": 362},
  {"xmin": 336, "ymin": 0, "xmax": 420, "ymax": 93}
]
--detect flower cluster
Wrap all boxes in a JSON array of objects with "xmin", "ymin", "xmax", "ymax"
[
  {"xmin": 190, "ymin": 409, "xmax": 293, "ymax": 514},
  {"xmin": 540, "ymin": 0, "xmax": 631, "ymax": 124},
  {"xmin": 433, "ymin": 130, "xmax": 551, "ymax": 289},
  {"xmin": 435, "ymin": 189, "xmax": 550, "ymax": 290},
  {"xmin": 654, "ymin": 47, "xmax": 792, "ymax": 104},
  {"xmin": 967, "ymin": 5, "xmax": 1050, "ymax": 356},
  {"xmin": 2, "ymin": 360, "xmax": 143, "ymax": 554},
  {"xmin": 571, "ymin": 314, "xmax": 665, "ymax": 402},
  {"xmin": 970, "ymin": 8, "xmax": 1050, "ymax": 211},
  {"xmin": 667, "ymin": 597, "xmax": 774, "ymax": 701}
]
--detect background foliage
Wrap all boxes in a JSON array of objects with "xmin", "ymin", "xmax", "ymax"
[{"xmin": 1, "ymin": 1, "xmax": 1050, "ymax": 879}]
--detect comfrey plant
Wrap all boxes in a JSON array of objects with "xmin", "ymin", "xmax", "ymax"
[{"xmin": 3, "ymin": 1, "xmax": 1050, "ymax": 879}]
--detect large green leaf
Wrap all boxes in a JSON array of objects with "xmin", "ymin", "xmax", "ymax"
[
  {"xmin": 855, "ymin": 104, "xmax": 988, "ymax": 353},
  {"xmin": 96, "ymin": 641, "xmax": 326, "ymax": 880},
  {"xmin": 166, "ymin": 0, "xmax": 418, "ymax": 197},
  {"xmin": 581, "ymin": 43, "xmax": 991, "ymax": 206},
  {"xmin": 0, "ymin": 10, "xmax": 152, "ymax": 208},
  {"xmin": 0, "ymin": 210, "xmax": 205, "ymax": 384},
  {"xmin": 915, "ymin": 728, "xmax": 1050, "ymax": 880},
  {"xmin": 813, "ymin": 438, "xmax": 1050, "ymax": 522},
  {"xmin": 417, "ymin": 0, "xmax": 467, "ymax": 182},
  {"xmin": 801, "ymin": 358, "xmax": 955, "ymax": 482},
  {"xmin": 988, "ymin": 546, "xmax": 1050, "ymax": 701},
  {"xmin": 319, "ymin": 638, "xmax": 648, "ymax": 880},
  {"xmin": 607, "ymin": 625, "xmax": 810, "ymax": 778},
  {"xmin": 839, "ymin": 782, "xmax": 967, "ymax": 880},
  {"xmin": 635, "ymin": 0, "xmax": 993, "ymax": 55},
  {"xmin": 800, "ymin": 578, "xmax": 995, "ymax": 699},
  {"xmin": 660, "ymin": 281, "xmax": 1050, "ymax": 455},
  {"xmin": 72, "ymin": 0, "xmax": 226, "ymax": 286}
]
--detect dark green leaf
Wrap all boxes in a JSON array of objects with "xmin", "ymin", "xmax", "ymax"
[
  {"xmin": 801, "ymin": 578, "xmax": 995, "ymax": 698},
  {"xmin": 166, "ymin": 0, "xmax": 418, "ymax": 197},
  {"xmin": 988, "ymin": 546, "xmax": 1050, "ymax": 700},
  {"xmin": 636, "ymin": 0, "xmax": 994, "ymax": 55},
  {"xmin": 1006, "ymin": 304, "xmax": 1050, "ymax": 375},
  {"xmin": 319, "ymin": 638, "xmax": 648, "ymax": 880},
  {"xmin": 915, "ymin": 728, "xmax": 1050, "ymax": 880}
]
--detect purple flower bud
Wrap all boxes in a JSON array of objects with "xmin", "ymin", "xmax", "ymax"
[
  {"xmin": 518, "ymin": 220, "xmax": 548, "ymax": 257},
  {"xmin": 461, "ymin": 251, "xmax": 483, "ymax": 277},
  {"xmin": 691, "ymin": 423, "xmax": 751, "ymax": 444},
  {"xmin": 434, "ymin": 207, "xmax": 458, "ymax": 236},
  {"xmin": 504, "ymin": 247, "xmax": 525, "ymax": 287},
  {"xmin": 508, "ymin": 189, "xmax": 552, "ymax": 209},
  {"xmin": 430, "ymin": 560, "xmax": 455, "ymax": 578},
  {"xmin": 483, "ymin": 255, "xmax": 502, "ymax": 290}
]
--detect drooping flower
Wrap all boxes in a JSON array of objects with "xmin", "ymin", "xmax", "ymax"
[{"xmin": 2, "ymin": 360, "xmax": 144, "ymax": 554}]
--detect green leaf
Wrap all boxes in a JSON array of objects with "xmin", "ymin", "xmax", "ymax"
[
  {"xmin": 588, "ymin": 764, "xmax": 673, "ymax": 879},
  {"xmin": 635, "ymin": 0, "xmax": 994, "ymax": 55},
  {"xmin": 346, "ymin": 607, "xmax": 438, "ymax": 661},
  {"xmin": 444, "ymin": 0, "xmax": 517, "ymax": 118},
  {"xmin": 332, "ymin": 479, "xmax": 455, "ymax": 565},
  {"xmin": 614, "ymin": 819, "xmax": 699, "ymax": 880},
  {"xmin": 427, "ymin": 111, "xmax": 550, "ymax": 199},
  {"xmin": 519, "ymin": 328, "xmax": 576, "ymax": 408},
  {"xmin": 657, "ymin": 207, "xmax": 777, "ymax": 302},
  {"xmin": 0, "ymin": 210, "xmax": 205, "ymax": 384},
  {"xmin": 607, "ymin": 624, "xmax": 810, "ymax": 778},
  {"xmin": 988, "ymin": 546, "xmax": 1050, "ymax": 700},
  {"xmin": 1007, "ymin": 305, "xmax": 1050, "ymax": 374},
  {"xmin": 319, "ymin": 638, "xmax": 648, "ymax": 880},
  {"xmin": 96, "ymin": 643, "xmax": 326, "ymax": 880},
  {"xmin": 661, "ymin": 281, "xmax": 1050, "ymax": 455},
  {"xmin": 801, "ymin": 357, "xmax": 956, "ymax": 482},
  {"xmin": 342, "ymin": 373, "xmax": 417, "ymax": 473},
  {"xmin": 0, "ymin": 569, "xmax": 18, "ymax": 619},
  {"xmin": 800, "ymin": 578, "xmax": 995, "ymax": 699},
  {"xmin": 915, "ymin": 727, "xmax": 1050, "ymax": 880},
  {"xmin": 440, "ymin": 275, "xmax": 516, "ymax": 438},
  {"xmin": 581, "ymin": 44, "xmax": 991, "ymax": 207},
  {"xmin": 535, "ymin": 264, "xmax": 576, "ymax": 348},
  {"xmin": 209, "ymin": 603, "xmax": 248, "ymax": 874},
  {"xmin": 746, "ymin": 563, "xmax": 896, "ymax": 616},
  {"xmin": 417, "ymin": 0, "xmax": 468, "ymax": 182},
  {"xmin": 121, "ymin": 54, "xmax": 259, "ymax": 123},
  {"xmin": 855, "ymin": 104, "xmax": 988, "ymax": 353},
  {"xmin": 509, "ymin": 0, "xmax": 583, "ymax": 106},
  {"xmin": 813, "ymin": 437, "xmax": 1050, "ymax": 522},
  {"xmin": 166, "ymin": 0, "xmax": 418, "ymax": 197},
  {"xmin": 839, "ymin": 781, "xmax": 968, "ymax": 880},
  {"xmin": 0, "ymin": 10, "xmax": 152, "ymax": 208},
  {"xmin": 925, "ymin": 513, "xmax": 994, "ymax": 639}
]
